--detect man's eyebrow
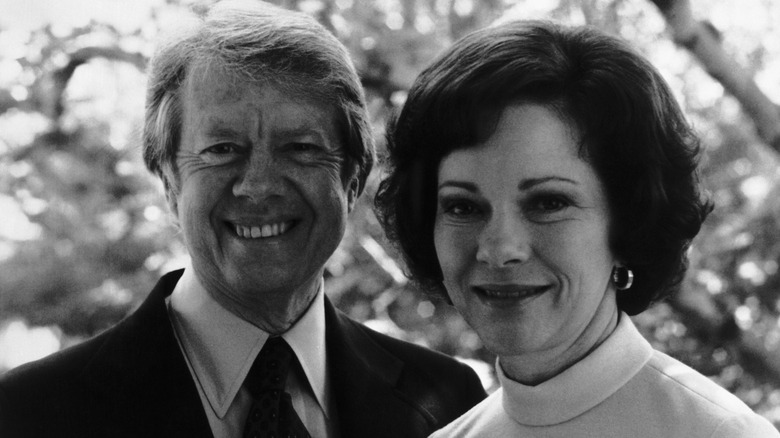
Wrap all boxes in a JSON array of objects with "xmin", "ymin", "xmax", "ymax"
[
  {"xmin": 272, "ymin": 126, "xmax": 328, "ymax": 138},
  {"xmin": 518, "ymin": 176, "xmax": 578, "ymax": 190},
  {"xmin": 204, "ymin": 125, "xmax": 242, "ymax": 139}
]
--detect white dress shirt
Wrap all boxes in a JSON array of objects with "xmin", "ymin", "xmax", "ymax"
[{"xmin": 167, "ymin": 266, "xmax": 335, "ymax": 438}]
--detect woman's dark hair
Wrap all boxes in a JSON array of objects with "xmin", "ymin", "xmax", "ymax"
[{"xmin": 374, "ymin": 20, "xmax": 712, "ymax": 315}]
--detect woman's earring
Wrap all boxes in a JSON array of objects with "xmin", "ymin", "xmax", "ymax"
[{"xmin": 612, "ymin": 266, "xmax": 634, "ymax": 290}]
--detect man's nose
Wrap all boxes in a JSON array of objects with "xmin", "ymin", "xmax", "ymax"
[
  {"xmin": 476, "ymin": 211, "xmax": 531, "ymax": 268},
  {"xmin": 232, "ymin": 150, "xmax": 284, "ymax": 200}
]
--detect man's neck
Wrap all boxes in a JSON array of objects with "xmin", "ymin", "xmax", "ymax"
[{"xmin": 193, "ymin": 269, "xmax": 322, "ymax": 334}]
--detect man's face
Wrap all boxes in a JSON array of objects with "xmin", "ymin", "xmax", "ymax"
[{"xmin": 172, "ymin": 66, "xmax": 355, "ymax": 328}]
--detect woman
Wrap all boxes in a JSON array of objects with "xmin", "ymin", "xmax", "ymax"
[{"xmin": 375, "ymin": 20, "xmax": 779, "ymax": 437}]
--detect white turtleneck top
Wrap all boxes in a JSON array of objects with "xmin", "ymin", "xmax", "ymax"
[{"xmin": 430, "ymin": 313, "xmax": 779, "ymax": 438}]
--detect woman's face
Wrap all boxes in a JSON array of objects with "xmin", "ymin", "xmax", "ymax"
[{"xmin": 434, "ymin": 103, "xmax": 619, "ymax": 361}]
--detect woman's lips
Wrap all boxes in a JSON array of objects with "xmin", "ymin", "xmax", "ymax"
[{"xmin": 471, "ymin": 284, "xmax": 550, "ymax": 301}]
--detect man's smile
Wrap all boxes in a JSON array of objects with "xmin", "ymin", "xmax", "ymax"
[{"xmin": 230, "ymin": 220, "xmax": 297, "ymax": 239}]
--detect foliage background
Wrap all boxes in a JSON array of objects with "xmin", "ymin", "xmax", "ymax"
[{"xmin": 0, "ymin": 0, "xmax": 779, "ymax": 428}]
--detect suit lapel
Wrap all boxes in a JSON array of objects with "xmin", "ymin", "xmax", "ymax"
[
  {"xmin": 74, "ymin": 273, "xmax": 445, "ymax": 437},
  {"xmin": 325, "ymin": 298, "xmax": 434, "ymax": 437},
  {"xmin": 80, "ymin": 270, "xmax": 213, "ymax": 438}
]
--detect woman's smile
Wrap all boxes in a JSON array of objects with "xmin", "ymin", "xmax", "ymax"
[{"xmin": 470, "ymin": 283, "xmax": 550, "ymax": 304}]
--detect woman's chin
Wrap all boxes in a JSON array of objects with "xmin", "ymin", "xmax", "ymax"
[{"xmin": 470, "ymin": 318, "xmax": 555, "ymax": 358}]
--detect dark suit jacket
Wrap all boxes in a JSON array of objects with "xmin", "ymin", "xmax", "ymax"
[{"xmin": 0, "ymin": 270, "xmax": 486, "ymax": 437}]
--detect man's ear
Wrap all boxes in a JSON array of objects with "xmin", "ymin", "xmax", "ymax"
[
  {"xmin": 346, "ymin": 177, "xmax": 360, "ymax": 213},
  {"xmin": 164, "ymin": 189, "xmax": 180, "ymax": 225},
  {"xmin": 161, "ymin": 169, "xmax": 181, "ymax": 227}
]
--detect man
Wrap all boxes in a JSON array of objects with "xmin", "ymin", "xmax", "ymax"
[{"xmin": 0, "ymin": 1, "xmax": 486, "ymax": 437}]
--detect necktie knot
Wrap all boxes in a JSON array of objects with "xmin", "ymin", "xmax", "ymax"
[
  {"xmin": 245, "ymin": 337, "xmax": 295, "ymax": 398},
  {"xmin": 243, "ymin": 337, "xmax": 311, "ymax": 438}
]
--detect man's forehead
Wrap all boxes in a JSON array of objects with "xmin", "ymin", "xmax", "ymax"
[
  {"xmin": 180, "ymin": 67, "xmax": 339, "ymax": 140},
  {"xmin": 183, "ymin": 61, "xmax": 249, "ymax": 106},
  {"xmin": 184, "ymin": 58, "xmax": 332, "ymax": 104}
]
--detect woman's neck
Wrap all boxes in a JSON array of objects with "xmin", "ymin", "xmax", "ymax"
[{"xmin": 499, "ymin": 295, "xmax": 620, "ymax": 386}]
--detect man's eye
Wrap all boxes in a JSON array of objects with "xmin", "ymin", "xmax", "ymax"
[
  {"xmin": 203, "ymin": 143, "xmax": 237, "ymax": 154},
  {"xmin": 290, "ymin": 142, "xmax": 319, "ymax": 152}
]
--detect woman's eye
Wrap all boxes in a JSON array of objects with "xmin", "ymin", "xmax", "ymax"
[
  {"xmin": 535, "ymin": 197, "xmax": 569, "ymax": 212},
  {"xmin": 524, "ymin": 195, "xmax": 575, "ymax": 222},
  {"xmin": 442, "ymin": 201, "xmax": 480, "ymax": 217}
]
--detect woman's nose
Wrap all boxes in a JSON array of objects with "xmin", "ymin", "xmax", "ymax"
[{"xmin": 476, "ymin": 212, "xmax": 531, "ymax": 268}]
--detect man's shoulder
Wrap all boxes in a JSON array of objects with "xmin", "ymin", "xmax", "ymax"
[
  {"xmin": 0, "ymin": 326, "xmax": 118, "ymax": 437},
  {"xmin": 0, "ymin": 271, "xmax": 187, "ymax": 437},
  {"xmin": 327, "ymin": 307, "xmax": 488, "ymax": 433},
  {"xmin": 0, "ymin": 326, "xmax": 112, "ymax": 393},
  {"xmin": 332, "ymin": 308, "xmax": 487, "ymax": 396},
  {"xmin": 331, "ymin": 307, "xmax": 470, "ymax": 373},
  {"xmin": 0, "ymin": 271, "xmax": 178, "ymax": 392},
  {"xmin": 356, "ymin": 320, "xmax": 468, "ymax": 369}
]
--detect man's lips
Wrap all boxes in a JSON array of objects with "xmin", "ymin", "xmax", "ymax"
[
  {"xmin": 471, "ymin": 284, "xmax": 550, "ymax": 300},
  {"xmin": 227, "ymin": 219, "xmax": 298, "ymax": 239}
]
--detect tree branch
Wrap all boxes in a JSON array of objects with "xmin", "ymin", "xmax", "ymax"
[
  {"xmin": 648, "ymin": 0, "xmax": 780, "ymax": 152},
  {"xmin": 4, "ymin": 46, "xmax": 147, "ymax": 123},
  {"xmin": 44, "ymin": 46, "xmax": 147, "ymax": 120},
  {"xmin": 670, "ymin": 286, "xmax": 780, "ymax": 385}
]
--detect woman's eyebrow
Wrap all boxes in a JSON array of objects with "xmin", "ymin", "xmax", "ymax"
[
  {"xmin": 518, "ymin": 176, "xmax": 578, "ymax": 190},
  {"xmin": 439, "ymin": 177, "xmax": 578, "ymax": 192},
  {"xmin": 438, "ymin": 180, "xmax": 478, "ymax": 192}
]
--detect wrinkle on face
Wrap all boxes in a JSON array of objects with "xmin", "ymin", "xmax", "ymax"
[{"xmin": 171, "ymin": 64, "xmax": 352, "ymax": 332}]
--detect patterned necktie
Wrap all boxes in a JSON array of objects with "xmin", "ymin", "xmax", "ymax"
[{"xmin": 243, "ymin": 337, "xmax": 311, "ymax": 438}]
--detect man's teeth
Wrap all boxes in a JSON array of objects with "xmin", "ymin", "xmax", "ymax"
[{"xmin": 235, "ymin": 222, "xmax": 290, "ymax": 239}]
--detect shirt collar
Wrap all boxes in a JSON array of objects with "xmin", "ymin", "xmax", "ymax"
[
  {"xmin": 169, "ymin": 266, "xmax": 330, "ymax": 419},
  {"xmin": 498, "ymin": 312, "xmax": 653, "ymax": 426}
]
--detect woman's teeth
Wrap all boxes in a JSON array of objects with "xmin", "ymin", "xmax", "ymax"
[
  {"xmin": 478, "ymin": 286, "xmax": 546, "ymax": 299},
  {"xmin": 482, "ymin": 289, "xmax": 524, "ymax": 298}
]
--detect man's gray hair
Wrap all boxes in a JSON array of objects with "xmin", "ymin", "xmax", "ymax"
[{"xmin": 142, "ymin": 0, "xmax": 374, "ymax": 204}]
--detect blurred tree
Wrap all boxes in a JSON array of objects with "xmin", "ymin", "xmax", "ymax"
[
  {"xmin": 641, "ymin": 0, "xmax": 780, "ymax": 416},
  {"xmin": 0, "ymin": 0, "xmax": 778, "ymax": 427},
  {"xmin": 0, "ymin": 16, "xmax": 183, "ymax": 340}
]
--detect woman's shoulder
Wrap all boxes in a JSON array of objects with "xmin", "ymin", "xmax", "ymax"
[
  {"xmin": 632, "ymin": 349, "xmax": 779, "ymax": 436},
  {"xmin": 643, "ymin": 350, "xmax": 753, "ymax": 415}
]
